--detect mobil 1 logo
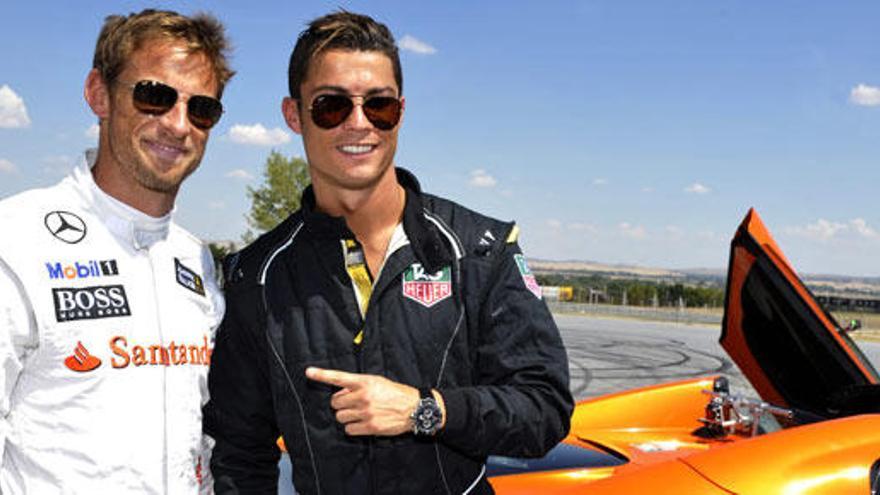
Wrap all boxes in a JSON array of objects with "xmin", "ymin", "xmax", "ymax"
[
  {"xmin": 46, "ymin": 259, "xmax": 119, "ymax": 280},
  {"xmin": 52, "ymin": 285, "xmax": 131, "ymax": 322}
]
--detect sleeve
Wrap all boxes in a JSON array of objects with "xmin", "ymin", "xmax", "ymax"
[
  {"xmin": 203, "ymin": 281, "xmax": 281, "ymax": 494},
  {"xmin": 437, "ymin": 239, "xmax": 574, "ymax": 458},
  {"xmin": 0, "ymin": 256, "xmax": 38, "ymax": 462}
]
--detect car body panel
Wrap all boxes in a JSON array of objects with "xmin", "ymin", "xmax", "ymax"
[
  {"xmin": 555, "ymin": 459, "xmax": 735, "ymax": 495},
  {"xmin": 685, "ymin": 414, "xmax": 880, "ymax": 495}
]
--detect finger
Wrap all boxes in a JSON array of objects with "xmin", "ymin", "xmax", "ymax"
[
  {"xmin": 331, "ymin": 387, "xmax": 352, "ymax": 401},
  {"xmin": 344, "ymin": 422, "xmax": 373, "ymax": 436},
  {"xmin": 330, "ymin": 389, "xmax": 361, "ymax": 410},
  {"xmin": 306, "ymin": 367, "xmax": 362, "ymax": 388},
  {"xmin": 335, "ymin": 408, "xmax": 362, "ymax": 425}
]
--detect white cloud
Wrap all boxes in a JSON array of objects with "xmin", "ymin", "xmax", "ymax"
[
  {"xmin": 225, "ymin": 169, "xmax": 253, "ymax": 180},
  {"xmin": 398, "ymin": 35, "xmax": 437, "ymax": 55},
  {"xmin": 208, "ymin": 201, "xmax": 225, "ymax": 210},
  {"xmin": 0, "ymin": 158, "xmax": 16, "ymax": 174},
  {"xmin": 468, "ymin": 169, "xmax": 497, "ymax": 188},
  {"xmin": 802, "ymin": 219, "xmax": 845, "ymax": 240},
  {"xmin": 849, "ymin": 84, "xmax": 880, "ymax": 106},
  {"xmin": 546, "ymin": 219, "xmax": 597, "ymax": 234},
  {"xmin": 641, "ymin": 186, "xmax": 654, "ymax": 193},
  {"xmin": 784, "ymin": 218, "xmax": 870, "ymax": 241},
  {"xmin": 228, "ymin": 124, "xmax": 291, "ymax": 146},
  {"xmin": 685, "ymin": 182, "xmax": 711, "ymax": 195},
  {"xmin": 592, "ymin": 178, "xmax": 607, "ymax": 186},
  {"xmin": 85, "ymin": 123, "xmax": 99, "ymax": 139},
  {"xmin": 0, "ymin": 85, "xmax": 31, "ymax": 128},
  {"xmin": 850, "ymin": 218, "xmax": 879, "ymax": 239},
  {"xmin": 618, "ymin": 222, "xmax": 647, "ymax": 240},
  {"xmin": 568, "ymin": 222, "xmax": 598, "ymax": 234}
]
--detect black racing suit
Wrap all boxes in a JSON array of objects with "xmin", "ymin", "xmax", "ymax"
[{"xmin": 204, "ymin": 168, "xmax": 573, "ymax": 494}]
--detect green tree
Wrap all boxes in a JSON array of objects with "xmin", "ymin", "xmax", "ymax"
[
  {"xmin": 207, "ymin": 241, "xmax": 234, "ymax": 283},
  {"xmin": 244, "ymin": 150, "xmax": 310, "ymax": 243}
]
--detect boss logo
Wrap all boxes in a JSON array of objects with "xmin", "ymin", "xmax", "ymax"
[{"xmin": 52, "ymin": 285, "xmax": 131, "ymax": 322}]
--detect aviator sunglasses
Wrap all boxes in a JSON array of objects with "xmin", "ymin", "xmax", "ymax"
[
  {"xmin": 308, "ymin": 94, "xmax": 402, "ymax": 130},
  {"xmin": 125, "ymin": 80, "xmax": 223, "ymax": 130}
]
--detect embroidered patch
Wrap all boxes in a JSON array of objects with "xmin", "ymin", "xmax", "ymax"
[
  {"xmin": 402, "ymin": 263, "xmax": 452, "ymax": 308},
  {"xmin": 514, "ymin": 254, "xmax": 542, "ymax": 299},
  {"xmin": 52, "ymin": 285, "xmax": 131, "ymax": 322},
  {"xmin": 175, "ymin": 258, "xmax": 205, "ymax": 296}
]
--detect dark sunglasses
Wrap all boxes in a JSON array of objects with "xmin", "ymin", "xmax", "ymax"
[
  {"xmin": 126, "ymin": 80, "xmax": 223, "ymax": 130},
  {"xmin": 308, "ymin": 94, "xmax": 402, "ymax": 130}
]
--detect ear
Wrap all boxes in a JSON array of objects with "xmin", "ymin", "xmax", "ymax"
[
  {"xmin": 282, "ymin": 97, "xmax": 303, "ymax": 135},
  {"xmin": 398, "ymin": 95, "xmax": 406, "ymax": 127},
  {"xmin": 84, "ymin": 69, "xmax": 111, "ymax": 119}
]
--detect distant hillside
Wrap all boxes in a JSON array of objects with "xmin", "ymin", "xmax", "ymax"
[{"xmin": 529, "ymin": 259, "xmax": 880, "ymax": 298}]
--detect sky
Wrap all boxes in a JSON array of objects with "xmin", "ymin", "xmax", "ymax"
[{"xmin": 1, "ymin": 1, "xmax": 879, "ymax": 277}]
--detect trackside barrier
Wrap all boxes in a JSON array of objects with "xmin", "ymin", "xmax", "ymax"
[{"xmin": 546, "ymin": 301, "xmax": 722, "ymax": 325}]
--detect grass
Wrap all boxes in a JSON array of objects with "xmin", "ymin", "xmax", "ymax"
[{"xmin": 834, "ymin": 311, "xmax": 880, "ymax": 341}]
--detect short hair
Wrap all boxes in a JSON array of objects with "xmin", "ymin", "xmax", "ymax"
[
  {"xmin": 92, "ymin": 9, "xmax": 235, "ymax": 97},
  {"xmin": 288, "ymin": 10, "xmax": 402, "ymax": 99}
]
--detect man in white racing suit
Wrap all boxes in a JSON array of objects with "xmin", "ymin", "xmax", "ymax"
[{"xmin": 0, "ymin": 9, "xmax": 233, "ymax": 493}]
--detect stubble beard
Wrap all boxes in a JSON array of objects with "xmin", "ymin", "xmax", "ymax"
[{"xmin": 110, "ymin": 133, "xmax": 201, "ymax": 195}]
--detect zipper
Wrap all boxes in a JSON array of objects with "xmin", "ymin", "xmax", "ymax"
[{"xmin": 342, "ymin": 238, "xmax": 378, "ymax": 493}]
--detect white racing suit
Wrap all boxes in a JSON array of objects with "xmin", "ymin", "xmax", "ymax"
[{"xmin": 0, "ymin": 154, "xmax": 224, "ymax": 493}]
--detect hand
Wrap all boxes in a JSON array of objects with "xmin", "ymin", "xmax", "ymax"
[{"xmin": 305, "ymin": 367, "xmax": 423, "ymax": 436}]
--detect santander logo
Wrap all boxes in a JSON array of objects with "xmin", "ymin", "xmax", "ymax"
[
  {"xmin": 64, "ymin": 341, "xmax": 102, "ymax": 372},
  {"xmin": 63, "ymin": 335, "xmax": 213, "ymax": 373}
]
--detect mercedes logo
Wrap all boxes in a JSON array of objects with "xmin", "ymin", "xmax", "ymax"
[{"xmin": 44, "ymin": 211, "xmax": 87, "ymax": 244}]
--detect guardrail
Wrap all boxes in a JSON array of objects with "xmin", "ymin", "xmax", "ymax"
[{"xmin": 546, "ymin": 301, "xmax": 722, "ymax": 325}]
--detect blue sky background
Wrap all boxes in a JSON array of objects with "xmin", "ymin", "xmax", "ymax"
[{"xmin": 1, "ymin": 1, "xmax": 879, "ymax": 276}]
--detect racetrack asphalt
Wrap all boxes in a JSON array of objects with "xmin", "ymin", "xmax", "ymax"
[{"xmin": 557, "ymin": 313, "xmax": 880, "ymax": 400}]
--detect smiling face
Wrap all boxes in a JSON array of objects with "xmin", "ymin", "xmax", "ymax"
[
  {"xmin": 283, "ymin": 49, "xmax": 404, "ymax": 194},
  {"xmin": 87, "ymin": 38, "xmax": 219, "ymax": 211}
]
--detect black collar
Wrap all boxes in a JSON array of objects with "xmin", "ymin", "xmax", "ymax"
[{"xmin": 300, "ymin": 168, "xmax": 453, "ymax": 273}]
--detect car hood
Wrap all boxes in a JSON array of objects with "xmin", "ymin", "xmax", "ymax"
[{"xmin": 720, "ymin": 208, "xmax": 879, "ymax": 419}]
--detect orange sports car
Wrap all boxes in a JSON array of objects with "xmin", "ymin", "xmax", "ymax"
[{"xmin": 488, "ymin": 209, "xmax": 880, "ymax": 495}]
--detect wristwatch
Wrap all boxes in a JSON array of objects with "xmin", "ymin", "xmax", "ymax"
[{"xmin": 411, "ymin": 387, "xmax": 443, "ymax": 437}]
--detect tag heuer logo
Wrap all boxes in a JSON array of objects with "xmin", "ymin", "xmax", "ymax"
[{"xmin": 402, "ymin": 263, "xmax": 452, "ymax": 308}]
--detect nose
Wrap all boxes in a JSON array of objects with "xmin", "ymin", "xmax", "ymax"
[
  {"xmin": 342, "ymin": 96, "xmax": 371, "ymax": 130},
  {"xmin": 158, "ymin": 100, "xmax": 190, "ymax": 138}
]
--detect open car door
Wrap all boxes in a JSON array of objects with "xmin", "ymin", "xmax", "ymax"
[{"xmin": 721, "ymin": 208, "xmax": 880, "ymax": 420}]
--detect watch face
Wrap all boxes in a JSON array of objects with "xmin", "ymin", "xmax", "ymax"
[{"xmin": 413, "ymin": 398, "xmax": 442, "ymax": 436}]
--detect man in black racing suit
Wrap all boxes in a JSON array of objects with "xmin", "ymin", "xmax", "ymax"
[{"xmin": 204, "ymin": 10, "xmax": 573, "ymax": 495}]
